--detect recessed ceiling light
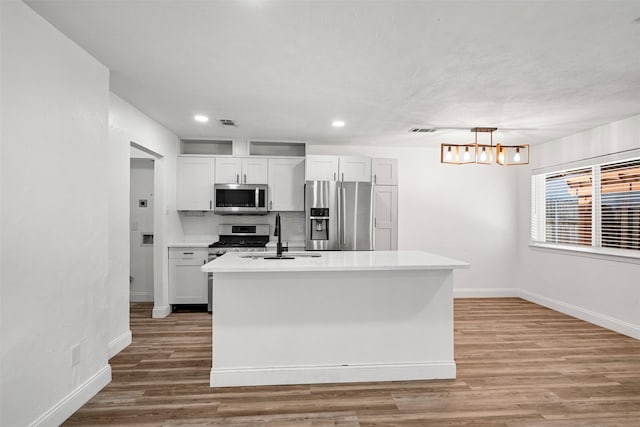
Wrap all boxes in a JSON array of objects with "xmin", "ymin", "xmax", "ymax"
[
  {"xmin": 332, "ymin": 120, "xmax": 345, "ymax": 128},
  {"xmin": 194, "ymin": 115, "xmax": 209, "ymax": 123}
]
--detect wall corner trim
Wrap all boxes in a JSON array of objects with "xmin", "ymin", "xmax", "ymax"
[
  {"xmin": 108, "ymin": 330, "xmax": 132, "ymax": 359},
  {"xmin": 28, "ymin": 365, "xmax": 111, "ymax": 427},
  {"xmin": 152, "ymin": 305, "xmax": 172, "ymax": 318},
  {"xmin": 520, "ymin": 289, "xmax": 640, "ymax": 340}
]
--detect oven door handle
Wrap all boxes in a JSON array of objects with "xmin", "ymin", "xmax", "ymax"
[{"xmin": 255, "ymin": 187, "xmax": 259, "ymax": 209}]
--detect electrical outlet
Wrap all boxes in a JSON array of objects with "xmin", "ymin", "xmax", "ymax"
[{"xmin": 71, "ymin": 344, "xmax": 81, "ymax": 366}]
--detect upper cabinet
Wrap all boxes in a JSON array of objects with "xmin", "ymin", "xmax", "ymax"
[
  {"xmin": 372, "ymin": 158, "xmax": 398, "ymax": 185},
  {"xmin": 176, "ymin": 156, "xmax": 215, "ymax": 211},
  {"xmin": 305, "ymin": 155, "xmax": 339, "ymax": 181},
  {"xmin": 215, "ymin": 157, "xmax": 268, "ymax": 184},
  {"xmin": 305, "ymin": 155, "xmax": 371, "ymax": 182},
  {"xmin": 268, "ymin": 158, "xmax": 305, "ymax": 211},
  {"xmin": 242, "ymin": 158, "xmax": 269, "ymax": 184},
  {"xmin": 215, "ymin": 157, "xmax": 242, "ymax": 183},
  {"xmin": 339, "ymin": 156, "xmax": 371, "ymax": 182}
]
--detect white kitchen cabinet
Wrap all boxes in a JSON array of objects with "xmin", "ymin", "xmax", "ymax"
[
  {"xmin": 215, "ymin": 157, "xmax": 268, "ymax": 184},
  {"xmin": 374, "ymin": 185, "xmax": 398, "ymax": 250},
  {"xmin": 372, "ymin": 158, "xmax": 398, "ymax": 186},
  {"xmin": 215, "ymin": 157, "xmax": 242, "ymax": 183},
  {"xmin": 305, "ymin": 155, "xmax": 371, "ymax": 182},
  {"xmin": 268, "ymin": 158, "xmax": 305, "ymax": 211},
  {"xmin": 169, "ymin": 248, "xmax": 208, "ymax": 305},
  {"xmin": 242, "ymin": 158, "xmax": 269, "ymax": 184},
  {"xmin": 305, "ymin": 155, "xmax": 339, "ymax": 181},
  {"xmin": 176, "ymin": 156, "xmax": 215, "ymax": 211},
  {"xmin": 339, "ymin": 156, "xmax": 371, "ymax": 182}
]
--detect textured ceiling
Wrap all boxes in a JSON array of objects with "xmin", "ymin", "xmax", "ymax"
[{"xmin": 26, "ymin": 0, "xmax": 640, "ymax": 147}]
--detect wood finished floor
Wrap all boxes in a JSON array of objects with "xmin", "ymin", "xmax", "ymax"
[{"xmin": 64, "ymin": 298, "xmax": 640, "ymax": 426}]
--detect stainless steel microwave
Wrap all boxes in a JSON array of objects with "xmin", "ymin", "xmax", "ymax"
[{"xmin": 214, "ymin": 184, "xmax": 268, "ymax": 215}]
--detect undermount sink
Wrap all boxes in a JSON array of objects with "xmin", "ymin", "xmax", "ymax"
[{"xmin": 241, "ymin": 252, "xmax": 322, "ymax": 260}]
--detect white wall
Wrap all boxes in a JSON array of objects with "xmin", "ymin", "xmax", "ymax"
[
  {"xmin": 1, "ymin": 2, "xmax": 111, "ymax": 425},
  {"xmin": 178, "ymin": 211, "xmax": 305, "ymax": 244},
  {"xmin": 308, "ymin": 144, "xmax": 520, "ymax": 294},
  {"xmin": 108, "ymin": 93, "xmax": 181, "ymax": 322},
  {"xmin": 130, "ymin": 159, "xmax": 155, "ymax": 302},
  {"xmin": 515, "ymin": 114, "xmax": 640, "ymax": 339}
]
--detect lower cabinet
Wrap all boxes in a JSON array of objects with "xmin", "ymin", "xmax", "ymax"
[{"xmin": 169, "ymin": 248, "xmax": 208, "ymax": 304}]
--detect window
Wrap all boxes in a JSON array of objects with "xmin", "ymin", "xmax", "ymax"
[
  {"xmin": 600, "ymin": 159, "xmax": 640, "ymax": 250},
  {"xmin": 531, "ymin": 156, "xmax": 640, "ymax": 257}
]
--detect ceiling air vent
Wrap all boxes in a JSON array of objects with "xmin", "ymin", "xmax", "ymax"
[
  {"xmin": 409, "ymin": 128, "xmax": 438, "ymax": 133},
  {"xmin": 218, "ymin": 119, "xmax": 237, "ymax": 127}
]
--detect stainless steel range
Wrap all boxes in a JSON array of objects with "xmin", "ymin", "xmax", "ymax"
[{"xmin": 206, "ymin": 224, "xmax": 269, "ymax": 312}]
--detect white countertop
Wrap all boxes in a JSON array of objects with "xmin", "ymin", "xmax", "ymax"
[
  {"xmin": 168, "ymin": 241, "xmax": 305, "ymax": 249},
  {"xmin": 202, "ymin": 250, "xmax": 469, "ymax": 273},
  {"xmin": 169, "ymin": 242, "xmax": 211, "ymax": 248},
  {"xmin": 265, "ymin": 240, "xmax": 305, "ymax": 249}
]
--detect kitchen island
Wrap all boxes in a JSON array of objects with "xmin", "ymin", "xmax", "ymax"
[{"xmin": 202, "ymin": 250, "xmax": 469, "ymax": 387}]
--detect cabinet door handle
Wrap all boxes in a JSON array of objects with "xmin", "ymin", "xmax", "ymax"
[
  {"xmin": 244, "ymin": 173, "xmax": 247, "ymax": 183},
  {"xmin": 374, "ymin": 174, "xmax": 377, "ymax": 184},
  {"xmin": 269, "ymin": 200, "xmax": 273, "ymax": 210},
  {"xmin": 183, "ymin": 252, "xmax": 194, "ymax": 255},
  {"xmin": 236, "ymin": 173, "xmax": 239, "ymax": 183},
  {"xmin": 210, "ymin": 200, "xmax": 212, "ymax": 210},
  {"xmin": 333, "ymin": 172, "xmax": 336, "ymax": 180},
  {"xmin": 374, "ymin": 218, "xmax": 377, "ymax": 227}
]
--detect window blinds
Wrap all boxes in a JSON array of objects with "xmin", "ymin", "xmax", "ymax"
[
  {"xmin": 544, "ymin": 168, "xmax": 593, "ymax": 247},
  {"xmin": 600, "ymin": 159, "xmax": 640, "ymax": 250}
]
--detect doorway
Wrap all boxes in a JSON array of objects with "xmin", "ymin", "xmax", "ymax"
[{"xmin": 130, "ymin": 150, "xmax": 155, "ymax": 302}]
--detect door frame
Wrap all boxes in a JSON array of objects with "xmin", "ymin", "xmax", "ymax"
[{"xmin": 130, "ymin": 141, "xmax": 170, "ymax": 318}]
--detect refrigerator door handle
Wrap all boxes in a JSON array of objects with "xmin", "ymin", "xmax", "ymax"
[
  {"xmin": 336, "ymin": 183, "xmax": 341, "ymax": 249},
  {"xmin": 340, "ymin": 185, "xmax": 347, "ymax": 250}
]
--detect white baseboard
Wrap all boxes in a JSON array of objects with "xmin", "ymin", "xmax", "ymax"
[
  {"xmin": 453, "ymin": 288, "xmax": 639, "ymax": 340},
  {"xmin": 29, "ymin": 365, "xmax": 111, "ymax": 427},
  {"xmin": 108, "ymin": 330, "xmax": 132, "ymax": 359},
  {"xmin": 519, "ymin": 289, "xmax": 640, "ymax": 340},
  {"xmin": 454, "ymin": 287, "xmax": 521, "ymax": 298},
  {"xmin": 152, "ymin": 304, "xmax": 171, "ymax": 318},
  {"xmin": 210, "ymin": 361, "xmax": 456, "ymax": 387}
]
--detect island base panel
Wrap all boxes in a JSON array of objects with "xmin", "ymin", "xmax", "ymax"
[
  {"xmin": 210, "ymin": 269, "xmax": 456, "ymax": 387},
  {"xmin": 210, "ymin": 361, "xmax": 456, "ymax": 387}
]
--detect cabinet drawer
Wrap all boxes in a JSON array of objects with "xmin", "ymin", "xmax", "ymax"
[{"xmin": 169, "ymin": 248, "xmax": 208, "ymax": 261}]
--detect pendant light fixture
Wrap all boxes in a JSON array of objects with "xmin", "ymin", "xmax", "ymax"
[{"xmin": 440, "ymin": 127, "xmax": 529, "ymax": 166}]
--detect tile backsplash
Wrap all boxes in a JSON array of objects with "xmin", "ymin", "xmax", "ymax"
[{"xmin": 178, "ymin": 211, "xmax": 305, "ymax": 243}]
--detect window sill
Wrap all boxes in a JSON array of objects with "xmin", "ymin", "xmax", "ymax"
[{"xmin": 528, "ymin": 242, "xmax": 640, "ymax": 264}]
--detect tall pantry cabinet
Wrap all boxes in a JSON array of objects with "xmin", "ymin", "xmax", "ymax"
[{"xmin": 372, "ymin": 158, "xmax": 398, "ymax": 250}]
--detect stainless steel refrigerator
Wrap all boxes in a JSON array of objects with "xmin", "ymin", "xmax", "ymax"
[{"xmin": 305, "ymin": 180, "xmax": 373, "ymax": 251}]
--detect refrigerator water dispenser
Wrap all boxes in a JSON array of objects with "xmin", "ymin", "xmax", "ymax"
[{"xmin": 309, "ymin": 208, "xmax": 330, "ymax": 241}]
